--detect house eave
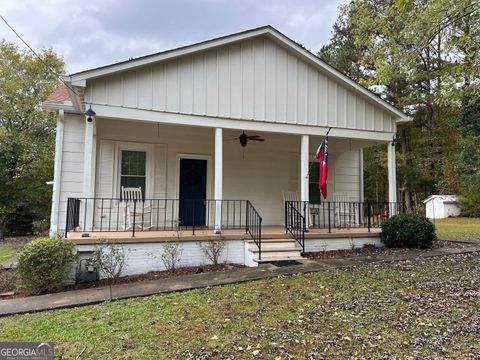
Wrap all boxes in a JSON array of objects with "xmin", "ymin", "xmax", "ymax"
[{"xmin": 42, "ymin": 101, "xmax": 77, "ymax": 113}]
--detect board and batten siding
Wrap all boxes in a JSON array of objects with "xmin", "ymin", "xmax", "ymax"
[
  {"xmin": 85, "ymin": 36, "xmax": 395, "ymax": 133},
  {"xmin": 56, "ymin": 114, "xmax": 85, "ymax": 233}
]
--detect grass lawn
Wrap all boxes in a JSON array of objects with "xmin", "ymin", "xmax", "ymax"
[
  {"xmin": 434, "ymin": 217, "xmax": 480, "ymax": 240},
  {"xmin": 0, "ymin": 253, "xmax": 479, "ymax": 359},
  {"xmin": 0, "ymin": 242, "xmax": 22, "ymax": 263}
]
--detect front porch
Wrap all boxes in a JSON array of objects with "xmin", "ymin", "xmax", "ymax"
[
  {"xmin": 67, "ymin": 225, "xmax": 382, "ymax": 244},
  {"xmin": 66, "ymin": 196, "xmax": 398, "ymax": 268}
]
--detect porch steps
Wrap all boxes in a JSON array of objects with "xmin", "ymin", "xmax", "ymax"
[
  {"xmin": 247, "ymin": 238, "xmax": 304, "ymax": 263},
  {"xmin": 254, "ymin": 256, "xmax": 305, "ymax": 264}
]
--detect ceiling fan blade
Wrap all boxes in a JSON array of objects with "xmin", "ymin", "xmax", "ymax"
[
  {"xmin": 250, "ymin": 138, "xmax": 265, "ymax": 141},
  {"xmin": 248, "ymin": 135, "xmax": 262, "ymax": 139}
]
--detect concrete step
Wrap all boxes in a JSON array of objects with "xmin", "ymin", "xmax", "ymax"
[
  {"xmin": 248, "ymin": 246, "xmax": 301, "ymax": 253},
  {"xmin": 249, "ymin": 247, "xmax": 302, "ymax": 259},
  {"xmin": 254, "ymin": 256, "xmax": 305, "ymax": 263},
  {"xmin": 247, "ymin": 241, "xmax": 298, "ymax": 250},
  {"xmin": 245, "ymin": 238, "xmax": 296, "ymax": 244}
]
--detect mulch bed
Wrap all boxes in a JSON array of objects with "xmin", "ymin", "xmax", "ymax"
[
  {"xmin": 304, "ymin": 240, "xmax": 473, "ymax": 260},
  {"xmin": 68, "ymin": 263, "xmax": 244, "ymax": 290},
  {"xmin": 0, "ymin": 263, "xmax": 244, "ymax": 299}
]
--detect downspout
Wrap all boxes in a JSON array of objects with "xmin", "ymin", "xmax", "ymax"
[{"xmin": 49, "ymin": 109, "xmax": 65, "ymax": 236}]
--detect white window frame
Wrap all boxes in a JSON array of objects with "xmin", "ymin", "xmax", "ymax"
[{"xmin": 114, "ymin": 142, "xmax": 155, "ymax": 199}]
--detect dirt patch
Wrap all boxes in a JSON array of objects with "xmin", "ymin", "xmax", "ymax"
[{"xmin": 304, "ymin": 240, "xmax": 472, "ymax": 260}]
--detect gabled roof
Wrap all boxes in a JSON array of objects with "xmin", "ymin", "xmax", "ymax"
[
  {"xmin": 45, "ymin": 84, "xmax": 70, "ymax": 104},
  {"xmin": 64, "ymin": 25, "xmax": 409, "ymax": 121},
  {"xmin": 423, "ymin": 195, "xmax": 459, "ymax": 204}
]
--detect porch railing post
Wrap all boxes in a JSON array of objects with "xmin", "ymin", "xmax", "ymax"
[
  {"xmin": 328, "ymin": 201, "xmax": 331, "ymax": 233},
  {"xmin": 367, "ymin": 202, "xmax": 371, "ymax": 232},
  {"xmin": 258, "ymin": 217, "xmax": 262, "ymax": 260},
  {"xmin": 192, "ymin": 199, "xmax": 196, "ymax": 236},
  {"xmin": 132, "ymin": 200, "xmax": 136, "ymax": 237},
  {"xmin": 245, "ymin": 201, "xmax": 249, "ymax": 235}
]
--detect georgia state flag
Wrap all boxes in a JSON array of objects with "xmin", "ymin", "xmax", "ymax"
[{"xmin": 315, "ymin": 136, "xmax": 329, "ymax": 200}]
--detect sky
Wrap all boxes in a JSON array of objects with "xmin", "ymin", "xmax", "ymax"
[{"xmin": 0, "ymin": 0, "xmax": 346, "ymax": 74}]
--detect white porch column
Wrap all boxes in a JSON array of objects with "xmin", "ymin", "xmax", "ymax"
[
  {"xmin": 387, "ymin": 141, "xmax": 397, "ymax": 216},
  {"xmin": 82, "ymin": 115, "xmax": 96, "ymax": 233},
  {"xmin": 300, "ymin": 135, "xmax": 309, "ymax": 226},
  {"xmin": 214, "ymin": 127, "xmax": 223, "ymax": 233},
  {"xmin": 49, "ymin": 109, "xmax": 64, "ymax": 236}
]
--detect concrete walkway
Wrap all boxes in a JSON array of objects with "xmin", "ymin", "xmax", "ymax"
[{"xmin": 1, "ymin": 244, "xmax": 479, "ymax": 317}]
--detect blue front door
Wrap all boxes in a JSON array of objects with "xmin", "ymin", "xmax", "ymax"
[{"xmin": 179, "ymin": 158, "xmax": 207, "ymax": 226}]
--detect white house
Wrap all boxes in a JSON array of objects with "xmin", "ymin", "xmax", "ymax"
[
  {"xmin": 423, "ymin": 195, "xmax": 460, "ymax": 219},
  {"xmin": 43, "ymin": 26, "xmax": 409, "ymax": 274}
]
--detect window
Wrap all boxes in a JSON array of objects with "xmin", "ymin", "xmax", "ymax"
[
  {"xmin": 309, "ymin": 162, "xmax": 322, "ymax": 204},
  {"xmin": 120, "ymin": 150, "xmax": 147, "ymax": 199}
]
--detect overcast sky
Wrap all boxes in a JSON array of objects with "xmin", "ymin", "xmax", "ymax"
[{"xmin": 0, "ymin": 0, "xmax": 346, "ymax": 74}]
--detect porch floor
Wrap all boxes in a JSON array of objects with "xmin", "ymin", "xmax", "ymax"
[{"xmin": 67, "ymin": 226, "xmax": 381, "ymax": 245}]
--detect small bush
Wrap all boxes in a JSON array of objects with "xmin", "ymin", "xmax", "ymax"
[
  {"xmin": 91, "ymin": 239, "xmax": 127, "ymax": 283},
  {"xmin": 198, "ymin": 240, "xmax": 226, "ymax": 266},
  {"xmin": 17, "ymin": 237, "xmax": 77, "ymax": 294},
  {"xmin": 381, "ymin": 214, "xmax": 436, "ymax": 249}
]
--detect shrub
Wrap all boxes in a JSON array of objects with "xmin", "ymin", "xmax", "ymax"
[
  {"xmin": 91, "ymin": 239, "xmax": 127, "ymax": 283},
  {"xmin": 17, "ymin": 237, "xmax": 77, "ymax": 294},
  {"xmin": 381, "ymin": 214, "xmax": 436, "ymax": 249},
  {"xmin": 32, "ymin": 219, "xmax": 49, "ymax": 235},
  {"xmin": 198, "ymin": 240, "xmax": 226, "ymax": 266}
]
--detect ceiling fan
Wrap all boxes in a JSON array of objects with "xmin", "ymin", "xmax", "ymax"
[{"xmin": 235, "ymin": 131, "xmax": 265, "ymax": 147}]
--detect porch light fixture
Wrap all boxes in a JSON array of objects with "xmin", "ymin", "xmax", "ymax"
[
  {"xmin": 85, "ymin": 106, "xmax": 96, "ymax": 122},
  {"xmin": 392, "ymin": 133, "xmax": 402, "ymax": 147}
]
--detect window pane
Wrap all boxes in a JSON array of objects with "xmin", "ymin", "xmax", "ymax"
[
  {"xmin": 121, "ymin": 151, "xmax": 146, "ymax": 176},
  {"xmin": 309, "ymin": 162, "xmax": 321, "ymax": 204},
  {"xmin": 309, "ymin": 183, "xmax": 321, "ymax": 204},
  {"xmin": 309, "ymin": 162, "xmax": 319, "ymax": 183}
]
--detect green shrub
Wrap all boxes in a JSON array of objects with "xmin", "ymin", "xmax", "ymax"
[
  {"xmin": 17, "ymin": 237, "xmax": 77, "ymax": 294},
  {"xmin": 381, "ymin": 214, "xmax": 436, "ymax": 249}
]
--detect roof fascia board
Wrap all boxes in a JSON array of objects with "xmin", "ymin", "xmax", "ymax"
[{"xmin": 42, "ymin": 102, "xmax": 76, "ymax": 112}]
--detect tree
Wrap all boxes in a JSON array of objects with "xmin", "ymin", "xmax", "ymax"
[
  {"xmin": 0, "ymin": 41, "xmax": 64, "ymax": 239},
  {"xmin": 319, "ymin": 0, "xmax": 480, "ymax": 212},
  {"xmin": 455, "ymin": 90, "xmax": 480, "ymax": 215}
]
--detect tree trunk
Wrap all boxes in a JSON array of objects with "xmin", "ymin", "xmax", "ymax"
[{"xmin": 0, "ymin": 222, "xmax": 5, "ymax": 241}]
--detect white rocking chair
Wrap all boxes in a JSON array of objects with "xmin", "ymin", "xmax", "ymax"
[
  {"xmin": 333, "ymin": 192, "xmax": 359, "ymax": 228},
  {"xmin": 121, "ymin": 186, "xmax": 152, "ymax": 230}
]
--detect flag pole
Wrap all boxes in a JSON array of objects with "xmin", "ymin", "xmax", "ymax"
[{"xmin": 306, "ymin": 127, "xmax": 332, "ymax": 178}]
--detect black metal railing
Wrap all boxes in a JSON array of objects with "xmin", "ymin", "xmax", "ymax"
[
  {"xmin": 246, "ymin": 200, "xmax": 262, "ymax": 260},
  {"xmin": 285, "ymin": 201, "xmax": 405, "ymax": 233},
  {"xmin": 65, "ymin": 198, "xmax": 258, "ymax": 237},
  {"xmin": 285, "ymin": 201, "xmax": 306, "ymax": 254}
]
